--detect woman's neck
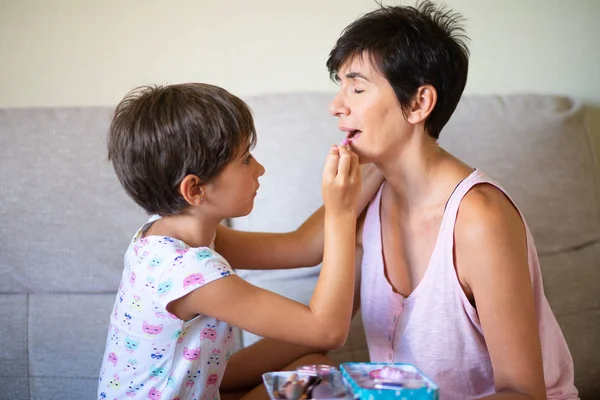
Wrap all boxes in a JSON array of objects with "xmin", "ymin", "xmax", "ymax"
[
  {"xmin": 376, "ymin": 134, "xmax": 463, "ymax": 213},
  {"xmin": 145, "ymin": 212, "xmax": 219, "ymax": 248}
]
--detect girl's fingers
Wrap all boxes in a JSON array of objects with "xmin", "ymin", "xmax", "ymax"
[
  {"xmin": 336, "ymin": 145, "xmax": 352, "ymax": 179},
  {"xmin": 348, "ymin": 150, "xmax": 360, "ymax": 179},
  {"xmin": 323, "ymin": 145, "xmax": 340, "ymax": 180}
]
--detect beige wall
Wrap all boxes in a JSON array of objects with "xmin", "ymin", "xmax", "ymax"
[{"xmin": 1, "ymin": 0, "xmax": 599, "ymax": 156}]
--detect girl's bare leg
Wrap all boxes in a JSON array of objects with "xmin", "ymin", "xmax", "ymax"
[{"xmin": 220, "ymin": 339, "xmax": 337, "ymax": 400}]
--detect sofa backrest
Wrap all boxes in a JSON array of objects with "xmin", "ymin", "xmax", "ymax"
[
  {"xmin": 0, "ymin": 93, "xmax": 598, "ymax": 398},
  {"xmin": 0, "ymin": 108, "xmax": 146, "ymax": 295},
  {"xmin": 0, "ymin": 107, "xmax": 145, "ymax": 399}
]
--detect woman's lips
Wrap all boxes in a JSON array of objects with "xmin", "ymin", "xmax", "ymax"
[
  {"xmin": 349, "ymin": 131, "xmax": 362, "ymax": 141},
  {"xmin": 341, "ymin": 130, "xmax": 362, "ymax": 146}
]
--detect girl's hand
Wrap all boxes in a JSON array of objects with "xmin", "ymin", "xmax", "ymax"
[{"xmin": 322, "ymin": 145, "xmax": 362, "ymax": 216}]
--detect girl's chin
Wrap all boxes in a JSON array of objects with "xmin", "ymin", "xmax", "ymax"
[{"xmin": 231, "ymin": 203, "xmax": 255, "ymax": 219}]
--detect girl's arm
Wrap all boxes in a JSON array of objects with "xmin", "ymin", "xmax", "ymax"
[
  {"xmin": 169, "ymin": 146, "xmax": 361, "ymax": 349},
  {"xmin": 350, "ymin": 207, "xmax": 367, "ymax": 317},
  {"xmin": 455, "ymin": 185, "xmax": 546, "ymax": 400},
  {"xmin": 214, "ymin": 163, "xmax": 383, "ymax": 270},
  {"xmin": 220, "ymin": 208, "xmax": 369, "ymax": 393}
]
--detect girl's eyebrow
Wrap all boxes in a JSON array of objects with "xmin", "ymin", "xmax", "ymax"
[{"xmin": 239, "ymin": 143, "xmax": 251, "ymax": 158}]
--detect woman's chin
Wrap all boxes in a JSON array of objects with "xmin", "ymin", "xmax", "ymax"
[
  {"xmin": 351, "ymin": 145, "xmax": 373, "ymax": 164},
  {"xmin": 357, "ymin": 149, "xmax": 381, "ymax": 165}
]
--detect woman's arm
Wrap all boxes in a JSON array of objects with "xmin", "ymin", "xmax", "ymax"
[
  {"xmin": 215, "ymin": 163, "xmax": 383, "ymax": 270},
  {"xmin": 455, "ymin": 184, "xmax": 546, "ymax": 400}
]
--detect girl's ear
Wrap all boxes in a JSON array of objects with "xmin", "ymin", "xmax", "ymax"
[
  {"xmin": 406, "ymin": 84, "xmax": 437, "ymax": 124},
  {"xmin": 179, "ymin": 174, "xmax": 205, "ymax": 206}
]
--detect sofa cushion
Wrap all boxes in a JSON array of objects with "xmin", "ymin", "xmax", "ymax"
[
  {"xmin": 541, "ymin": 242, "xmax": 600, "ymax": 316},
  {"xmin": 30, "ymin": 377, "xmax": 98, "ymax": 400},
  {"xmin": 441, "ymin": 95, "xmax": 600, "ymax": 255},
  {"xmin": 0, "ymin": 377, "xmax": 29, "ymax": 400},
  {"xmin": 0, "ymin": 108, "xmax": 147, "ymax": 294},
  {"xmin": 553, "ymin": 308, "xmax": 600, "ymax": 397},
  {"xmin": 233, "ymin": 92, "xmax": 340, "ymax": 235},
  {"xmin": 0, "ymin": 295, "xmax": 28, "ymax": 382},
  {"xmin": 539, "ymin": 242, "xmax": 600, "ymax": 394},
  {"xmin": 28, "ymin": 294, "xmax": 114, "ymax": 382}
]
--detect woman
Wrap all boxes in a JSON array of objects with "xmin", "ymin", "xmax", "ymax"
[{"xmin": 326, "ymin": 2, "xmax": 578, "ymax": 399}]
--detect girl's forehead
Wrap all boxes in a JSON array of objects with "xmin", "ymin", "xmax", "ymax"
[{"xmin": 237, "ymin": 138, "xmax": 252, "ymax": 155}]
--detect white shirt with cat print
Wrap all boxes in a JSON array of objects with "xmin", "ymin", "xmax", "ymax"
[{"xmin": 98, "ymin": 216, "xmax": 235, "ymax": 400}]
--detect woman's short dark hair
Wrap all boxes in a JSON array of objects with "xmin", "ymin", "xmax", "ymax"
[
  {"xmin": 327, "ymin": 1, "xmax": 470, "ymax": 139},
  {"xmin": 107, "ymin": 83, "xmax": 256, "ymax": 216}
]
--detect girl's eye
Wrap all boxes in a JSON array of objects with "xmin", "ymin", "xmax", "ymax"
[
  {"xmin": 354, "ymin": 89, "xmax": 364, "ymax": 94},
  {"xmin": 243, "ymin": 154, "xmax": 253, "ymax": 164}
]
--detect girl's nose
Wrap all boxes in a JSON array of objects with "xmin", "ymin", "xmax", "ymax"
[{"xmin": 256, "ymin": 159, "xmax": 265, "ymax": 177}]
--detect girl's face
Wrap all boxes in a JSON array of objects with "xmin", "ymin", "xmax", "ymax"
[
  {"xmin": 204, "ymin": 141, "xmax": 265, "ymax": 219},
  {"xmin": 328, "ymin": 54, "xmax": 409, "ymax": 164}
]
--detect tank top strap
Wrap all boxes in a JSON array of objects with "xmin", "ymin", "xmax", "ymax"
[{"xmin": 439, "ymin": 169, "xmax": 497, "ymax": 235}]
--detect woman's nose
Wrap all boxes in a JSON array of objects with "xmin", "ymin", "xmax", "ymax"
[{"xmin": 328, "ymin": 93, "xmax": 349, "ymax": 117}]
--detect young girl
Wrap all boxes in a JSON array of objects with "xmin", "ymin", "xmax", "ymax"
[
  {"xmin": 326, "ymin": 3, "xmax": 578, "ymax": 400},
  {"xmin": 98, "ymin": 83, "xmax": 382, "ymax": 400}
]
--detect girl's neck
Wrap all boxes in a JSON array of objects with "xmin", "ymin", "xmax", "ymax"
[{"xmin": 144, "ymin": 212, "xmax": 219, "ymax": 249}]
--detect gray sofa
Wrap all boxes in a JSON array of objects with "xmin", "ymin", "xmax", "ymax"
[{"xmin": 1, "ymin": 93, "xmax": 598, "ymax": 399}]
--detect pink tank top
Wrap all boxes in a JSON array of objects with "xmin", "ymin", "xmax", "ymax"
[{"xmin": 361, "ymin": 169, "xmax": 578, "ymax": 399}]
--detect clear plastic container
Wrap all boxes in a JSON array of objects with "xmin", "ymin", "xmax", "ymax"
[{"xmin": 262, "ymin": 366, "xmax": 355, "ymax": 400}]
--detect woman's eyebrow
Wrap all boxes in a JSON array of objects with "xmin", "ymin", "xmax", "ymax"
[{"xmin": 346, "ymin": 71, "xmax": 371, "ymax": 82}]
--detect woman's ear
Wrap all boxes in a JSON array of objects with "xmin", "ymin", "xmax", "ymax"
[
  {"xmin": 407, "ymin": 84, "xmax": 437, "ymax": 124},
  {"xmin": 179, "ymin": 174, "xmax": 205, "ymax": 206}
]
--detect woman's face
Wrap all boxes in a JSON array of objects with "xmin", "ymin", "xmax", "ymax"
[{"xmin": 329, "ymin": 54, "xmax": 408, "ymax": 164}]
